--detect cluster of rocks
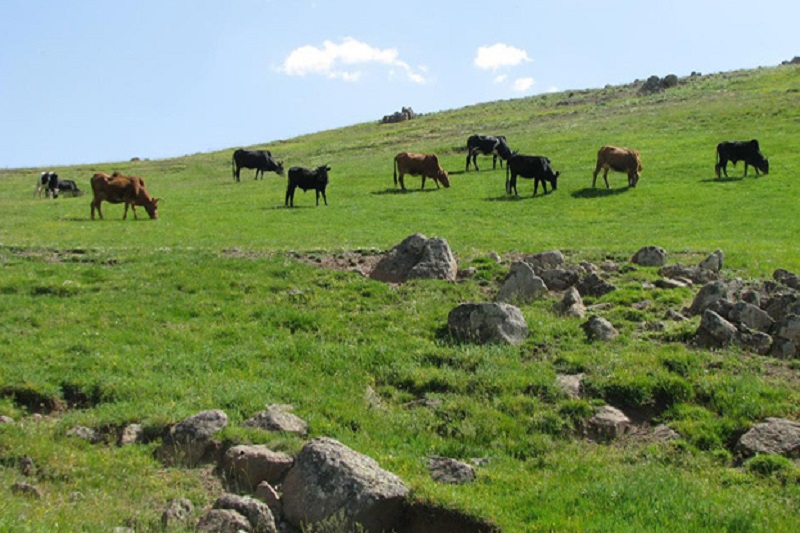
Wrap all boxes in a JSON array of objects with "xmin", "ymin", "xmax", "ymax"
[
  {"xmin": 4, "ymin": 405, "xmax": 491, "ymax": 533},
  {"xmin": 690, "ymin": 268, "xmax": 800, "ymax": 358},
  {"xmin": 379, "ymin": 106, "xmax": 417, "ymax": 124}
]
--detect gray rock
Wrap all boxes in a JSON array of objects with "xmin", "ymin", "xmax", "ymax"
[
  {"xmin": 736, "ymin": 325, "xmax": 773, "ymax": 355},
  {"xmin": 774, "ymin": 268, "xmax": 800, "ymax": 290},
  {"xmin": 197, "ymin": 508, "xmax": 252, "ymax": 533},
  {"xmin": 244, "ymin": 405, "xmax": 308, "ymax": 436},
  {"xmin": 119, "ymin": 423, "xmax": 143, "ymax": 446},
  {"xmin": 631, "ymin": 245, "xmax": 667, "ymax": 267},
  {"xmin": 771, "ymin": 314, "xmax": 800, "ymax": 358},
  {"xmin": 729, "ymin": 302, "xmax": 774, "ymax": 333},
  {"xmin": 66, "ymin": 426, "xmax": 99, "ymax": 443},
  {"xmin": 577, "ymin": 273, "xmax": 616, "ymax": 298},
  {"xmin": 695, "ymin": 309, "xmax": 737, "ymax": 348},
  {"xmin": 369, "ymin": 233, "xmax": 457, "ymax": 283},
  {"xmin": 763, "ymin": 293, "xmax": 800, "ymax": 323},
  {"xmin": 556, "ymin": 374, "xmax": 584, "ymax": 399},
  {"xmin": 427, "ymin": 456, "xmax": 476, "ymax": 485},
  {"xmin": 699, "ymin": 249, "xmax": 724, "ymax": 272},
  {"xmin": 222, "ymin": 445, "xmax": 294, "ymax": 491},
  {"xmin": 689, "ymin": 281, "xmax": 729, "ymax": 316},
  {"xmin": 665, "ymin": 309, "xmax": 688, "ymax": 321},
  {"xmin": 655, "ymin": 278, "xmax": 689, "ymax": 290},
  {"xmin": 161, "ymin": 498, "xmax": 194, "ymax": 530},
  {"xmin": 539, "ymin": 268, "xmax": 580, "ymax": 291},
  {"xmin": 157, "ymin": 409, "xmax": 228, "ymax": 467},
  {"xmin": 581, "ymin": 315, "xmax": 618, "ymax": 342},
  {"xmin": 11, "ymin": 482, "xmax": 41, "ymax": 499},
  {"xmin": 659, "ymin": 263, "xmax": 719, "ymax": 285},
  {"xmin": 736, "ymin": 418, "xmax": 800, "ymax": 459},
  {"xmin": 282, "ymin": 437, "xmax": 409, "ymax": 533},
  {"xmin": 652, "ymin": 424, "xmax": 680, "ymax": 442},
  {"xmin": 586, "ymin": 406, "xmax": 631, "ymax": 442},
  {"xmin": 448, "ymin": 302, "xmax": 529, "ymax": 345},
  {"xmin": 522, "ymin": 250, "xmax": 565, "ymax": 272},
  {"xmin": 553, "ymin": 287, "xmax": 586, "ymax": 318},
  {"xmin": 496, "ymin": 262, "xmax": 547, "ymax": 304},
  {"xmin": 213, "ymin": 493, "xmax": 276, "ymax": 533},
  {"xmin": 254, "ymin": 481, "xmax": 283, "ymax": 522},
  {"xmin": 0, "ymin": 415, "xmax": 13, "ymax": 424}
]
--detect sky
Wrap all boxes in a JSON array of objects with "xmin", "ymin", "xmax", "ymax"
[{"xmin": 1, "ymin": 0, "xmax": 797, "ymax": 169}]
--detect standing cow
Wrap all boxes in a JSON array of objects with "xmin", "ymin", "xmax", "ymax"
[
  {"xmin": 393, "ymin": 151, "xmax": 450, "ymax": 191},
  {"xmin": 90, "ymin": 172, "xmax": 160, "ymax": 220},
  {"xmin": 466, "ymin": 135, "xmax": 512, "ymax": 171},
  {"xmin": 285, "ymin": 165, "xmax": 331, "ymax": 207},
  {"xmin": 506, "ymin": 154, "xmax": 561, "ymax": 196},
  {"xmin": 232, "ymin": 149, "xmax": 285, "ymax": 182},
  {"xmin": 35, "ymin": 172, "xmax": 52, "ymax": 198},
  {"xmin": 592, "ymin": 145, "xmax": 642, "ymax": 188},
  {"xmin": 715, "ymin": 140, "xmax": 769, "ymax": 178}
]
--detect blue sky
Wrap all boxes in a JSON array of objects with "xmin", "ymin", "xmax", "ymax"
[{"xmin": 1, "ymin": 0, "xmax": 797, "ymax": 169}]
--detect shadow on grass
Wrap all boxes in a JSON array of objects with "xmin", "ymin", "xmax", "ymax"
[
  {"xmin": 571, "ymin": 186, "xmax": 631, "ymax": 199},
  {"xmin": 699, "ymin": 176, "xmax": 744, "ymax": 183},
  {"xmin": 371, "ymin": 187, "xmax": 444, "ymax": 195}
]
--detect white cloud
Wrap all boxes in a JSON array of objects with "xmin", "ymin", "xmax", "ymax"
[
  {"xmin": 512, "ymin": 77, "xmax": 536, "ymax": 92},
  {"xmin": 493, "ymin": 74, "xmax": 508, "ymax": 84},
  {"xmin": 281, "ymin": 37, "xmax": 427, "ymax": 83},
  {"xmin": 474, "ymin": 43, "xmax": 532, "ymax": 70}
]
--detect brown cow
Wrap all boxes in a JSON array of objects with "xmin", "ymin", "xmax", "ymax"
[
  {"xmin": 90, "ymin": 172, "xmax": 160, "ymax": 220},
  {"xmin": 393, "ymin": 151, "xmax": 450, "ymax": 191},
  {"xmin": 592, "ymin": 145, "xmax": 642, "ymax": 188}
]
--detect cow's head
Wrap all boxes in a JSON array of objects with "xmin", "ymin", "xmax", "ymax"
[
  {"xmin": 144, "ymin": 198, "xmax": 160, "ymax": 219},
  {"xmin": 497, "ymin": 141, "xmax": 513, "ymax": 160},
  {"xmin": 547, "ymin": 170, "xmax": 560, "ymax": 191},
  {"xmin": 316, "ymin": 165, "xmax": 331, "ymax": 185},
  {"xmin": 758, "ymin": 157, "xmax": 769, "ymax": 175},
  {"xmin": 275, "ymin": 161, "xmax": 285, "ymax": 176},
  {"xmin": 437, "ymin": 170, "xmax": 451, "ymax": 188}
]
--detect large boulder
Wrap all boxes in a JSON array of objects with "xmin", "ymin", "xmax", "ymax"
[
  {"xmin": 576, "ymin": 273, "xmax": 616, "ymax": 298},
  {"xmin": 699, "ymin": 249, "xmax": 725, "ymax": 272},
  {"xmin": 448, "ymin": 302, "xmax": 529, "ymax": 345},
  {"xmin": 157, "ymin": 409, "xmax": 228, "ymax": 467},
  {"xmin": 689, "ymin": 280, "xmax": 729, "ymax": 316},
  {"xmin": 282, "ymin": 437, "xmax": 409, "ymax": 532},
  {"xmin": 586, "ymin": 406, "xmax": 631, "ymax": 442},
  {"xmin": 695, "ymin": 309, "xmax": 737, "ymax": 348},
  {"xmin": 222, "ymin": 445, "xmax": 294, "ymax": 491},
  {"xmin": 212, "ymin": 494, "xmax": 276, "ymax": 533},
  {"xmin": 522, "ymin": 250, "xmax": 565, "ymax": 272},
  {"xmin": 581, "ymin": 315, "xmax": 618, "ymax": 342},
  {"xmin": 736, "ymin": 418, "xmax": 800, "ymax": 459},
  {"xmin": 369, "ymin": 233, "xmax": 457, "ymax": 283},
  {"xmin": 631, "ymin": 246, "xmax": 667, "ymax": 267},
  {"xmin": 553, "ymin": 287, "xmax": 586, "ymax": 318},
  {"xmin": 496, "ymin": 262, "xmax": 547, "ymax": 304},
  {"xmin": 728, "ymin": 301, "xmax": 774, "ymax": 333},
  {"xmin": 243, "ymin": 405, "xmax": 308, "ymax": 436}
]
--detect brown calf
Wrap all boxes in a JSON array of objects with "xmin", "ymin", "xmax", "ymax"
[
  {"xmin": 592, "ymin": 145, "xmax": 642, "ymax": 188},
  {"xmin": 393, "ymin": 151, "xmax": 450, "ymax": 191},
  {"xmin": 90, "ymin": 172, "xmax": 160, "ymax": 220}
]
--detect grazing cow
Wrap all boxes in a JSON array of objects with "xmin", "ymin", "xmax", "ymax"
[
  {"xmin": 393, "ymin": 151, "xmax": 451, "ymax": 191},
  {"xmin": 506, "ymin": 154, "xmax": 561, "ymax": 196},
  {"xmin": 466, "ymin": 135, "xmax": 512, "ymax": 171},
  {"xmin": 57, "ymin": 179, "xmax": 82, "ymax": 197},
  {"xmin": 592, "ymin": 145, "xmax": 642, "ymax": 188},
  {"xmin": 715, "ymin": 140, "xmax": 769, "ymax": 178},
  {"xmin": 232, "ymin": 149, "xmax": 285, "ymax": 182},
  {"xmin": 285, "ymin": 165, "xmax": 331, "ymax": 207},
  {"xmin": 90, "ymin": 172, "xmax": 160, "ymax": 220}
]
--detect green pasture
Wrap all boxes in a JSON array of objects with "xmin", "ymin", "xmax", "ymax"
[{"xmin": 1, "ymin": 65, "xmax": 799, "ymax": 531}]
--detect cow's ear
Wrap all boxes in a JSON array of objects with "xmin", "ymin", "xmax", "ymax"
[
  {"xmin": 556, "ymin": 172, "xmax": 561, "ymax": 178},
  {"xmin": 326, "ymin": 166, "xmax": 332, "ymax": 171}
]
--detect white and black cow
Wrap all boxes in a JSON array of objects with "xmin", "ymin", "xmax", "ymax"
[
  {"xmin": 715, "ymin": 140, "xmax": 769, "ymax": 178},
  {"xmin": 232, "ymin": 149, "xmax": 285, "ymax": 182},
  {"xmin": 285, "ymin": 165, "xmax": 331, "ymax": 207},
  {"xmin": 466, "ymin": 135, "xmax": 512, "ymax": 171},
  {"xmin": 35, "ymin": 172, "xmax": 52, "ymax": 198},
  {"xmin": 506, "ymin": 154, "xmax": 561, "ymax": 196}
]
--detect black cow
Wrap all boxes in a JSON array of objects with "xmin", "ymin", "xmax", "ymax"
[
  {"xmin": 506, "ymin": 154, "xmax": 561, "ymax": 196},
  {"xmin": 285, "ymin": 165, "xmax": 331, "ymax": 207},
  {"xmin": 715, "ymin": 140, "xmax": 769, "ymax": 178},
  {"xmin": 466, "ymin": 135, "xmax": 512, "ymax": 171},
  {"xmin": 232, "ymin": 149, "xmax": 285, "ymax": 182},
  {"xmin": 58, "ymin": 179, "xmax": 82, "ymax": 197},
  {"xmin": 47, "ymin": 172, "xmax": 60, "ymax": 198}
]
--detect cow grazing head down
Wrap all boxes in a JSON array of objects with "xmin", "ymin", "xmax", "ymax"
[{"xmin": 394, "ymin": 151, "xmax": 450, "ymax": 191}]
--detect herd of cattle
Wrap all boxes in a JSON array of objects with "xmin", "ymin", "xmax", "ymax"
[{"xmin": 34, "ymin": 137, "xmax": 770, "ymax": 219}]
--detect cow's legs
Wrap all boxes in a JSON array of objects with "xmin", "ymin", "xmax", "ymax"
[
  {"xmin": 421, "ymin": 176, "xmax": 426, "ymax": 190},
  {"xmin": 318, "ymin": 190, "xmax": 327, "ymax": 206},
  {"xmin": 602, "ymin": 168, "xmax": 611, "ymax": 188},
  {"xmin": 465, "ymin": 152, "xmax": 472, "ymax": 171},
  {"xmin": 285, "ymin": 186, "xmax": 295, "ymax": 207},
  {"xmin": 91, "ymin": 200, "xmax": 102, "ymax": 220},
  {"xmin": 398, "ymin": 174, "xmax": 406, "ymax": 191},
  {"xmin": 592, "ymin": 164, "xmax": 602, "ymax": 188}
]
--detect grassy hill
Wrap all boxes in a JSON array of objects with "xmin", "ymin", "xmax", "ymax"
[{"xmin": 1, "ymin": 64, "xmax": 799, "ymax": 531}]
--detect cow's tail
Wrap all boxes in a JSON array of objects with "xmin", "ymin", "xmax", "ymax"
[
  {"xmin": 231, "ymin": 153, "xmax": 236, "ymax": 181},
  {"xmin": 714, "ymin": 145, "xmax": 720, "ymax": 178},
  {"xmin": 393, "ymin": 156, "xmax": 398, "ymax": 187}
]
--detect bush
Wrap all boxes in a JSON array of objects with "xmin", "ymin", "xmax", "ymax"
[{"xmin": 746, "ymin": 454, "xmax": 795, "ymax": 478}]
